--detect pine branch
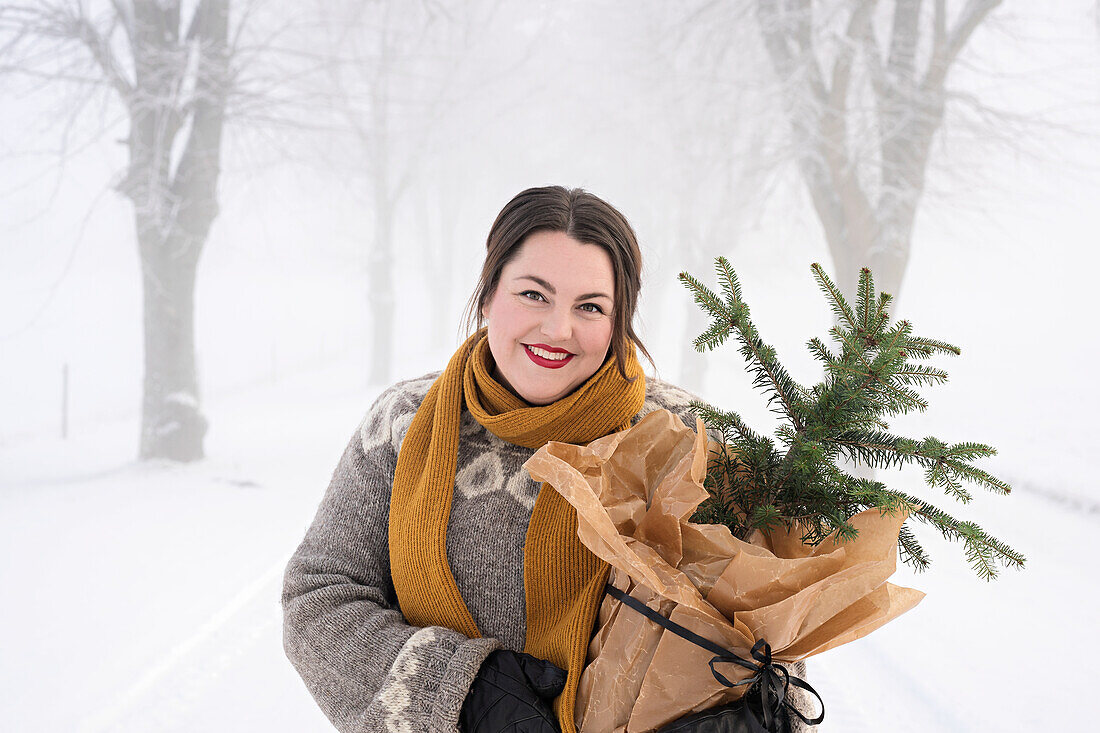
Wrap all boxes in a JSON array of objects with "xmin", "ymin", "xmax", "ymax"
[
  {"xmin": 869, "ymin": 291, "xmax": 893, "ymax": 335},
  {"xmin": 680, "ymin": 259, "xmax": 807, "ymax": 431},
  {"xmin": 897, "ymin": 524, "xmax": 931, "ymax": 572},
  {"xmin": 831, "ymin": 430, "xmax": 918, "ymax": 470},
  {"xmin": 892, "ymin": 363, "xmax": 950, "ymax": 387},
  {"xmin": 807, "ymin": 337, "xmax": 836, "ymax": 365},
  {"xmin": 680, "ymin": 259, "xmax": 1025, "ymax": 580},
  {"xmin": 679, "ymin": 270, "xmax": 731, "ymax": 326},
  {"xmin": 905, "ymin": 335, "xmax": 962, "ymax": 358},
  {"xmin": 811, "ymin": 263, "xmax": 858, "ymax": 330},
  {"xmin": 689, "ymin": 399, "xmax": 764, "ymax": 444},
  {"xmin": 899, "ymin": 491, "xmax": 1027, "ymax": 579},
  {"xmin": 856, "ymin": 266, "xmax": 875, "ymax": 331},
  {"xmin": 715, "ymin": 256, "xmax": 743, "ymax": 303}
]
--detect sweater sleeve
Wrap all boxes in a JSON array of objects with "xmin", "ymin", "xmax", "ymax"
[{"xmin": 281, "ymin": 429, "xmax": 501, "ymax": 733}]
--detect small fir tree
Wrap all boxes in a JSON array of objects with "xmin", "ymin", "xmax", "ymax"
[{"xmin": 678, "ymin": 258, "xmax": 1026, "ymax": 580}]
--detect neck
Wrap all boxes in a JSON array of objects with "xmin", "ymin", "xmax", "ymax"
[{"xmin": 489, "ymin": 363, "xmax": 531, "ymax": 406}]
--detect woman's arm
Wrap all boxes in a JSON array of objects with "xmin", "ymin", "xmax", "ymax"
[{"xmin": 281, "ymin": 431, "xmax": 500, "ymax": 733}]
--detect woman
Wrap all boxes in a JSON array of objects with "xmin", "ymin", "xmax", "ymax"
[{"xmin": 281, "ymin": 186, "xmax": 807, "ymax": 733}]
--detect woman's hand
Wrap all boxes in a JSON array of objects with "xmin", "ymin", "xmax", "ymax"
[{"xmin": 459, "ymin": 650, "xmax": 567, "ymax": 733}]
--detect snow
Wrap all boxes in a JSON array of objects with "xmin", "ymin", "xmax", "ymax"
[
  {"xmin": 1, "ymin": 349, "xmax": 1096, "ymax": 732},
  {"xmin": 1, "ymin": 362, "xmax": 373, "ymax": 732},
  {"xmin": 163, "ymin": 392, "xmax": 199, "ymax": 409},
  {"xmin": 808, "ymin": 473, "xmax": 1099, "ymax": 731}
]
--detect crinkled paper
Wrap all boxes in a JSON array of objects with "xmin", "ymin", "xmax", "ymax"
[{"xmin": 523, "ymin": 409, "xmax": 924, "ymax": 733}]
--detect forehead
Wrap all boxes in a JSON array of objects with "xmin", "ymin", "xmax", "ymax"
[{"xmin": 503, "ymin": 230, "xmax": 614, "ymax": 292}]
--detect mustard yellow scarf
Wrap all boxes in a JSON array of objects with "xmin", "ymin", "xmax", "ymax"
[{"xmin": 389, "ymin": 327, "xmax": 646, "ymax": 731}]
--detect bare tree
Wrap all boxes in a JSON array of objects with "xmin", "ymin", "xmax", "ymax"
[
  {"xmin": 672, "ymin": 0, "xmax": 1006, "ymax": 303},
  {"xmin": 314, "ymin": 0, "xmax": 537, "ymax": 385},
  {"xmin": 0, "ymin": 1, "xmax": 322, "ymax": 461},
  {"xmin": 1, "ymin": 1, "xmax": 237, "ymax": 460},
  {"xmin": 648, "ymin": 12, "xmax": 772, "ymax": 393},
  {"xmin": 752, "ymin": 0, "xmax": 1003, "ymax": 300}
]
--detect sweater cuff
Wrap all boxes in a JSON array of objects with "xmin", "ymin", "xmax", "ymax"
[
  {"xmin": 786, "ymin": 660, "xmax": 816, "ymax": 733},
  {"xmin": 429, "ymin": 636, "xmax": 502, "ymax": 733}
]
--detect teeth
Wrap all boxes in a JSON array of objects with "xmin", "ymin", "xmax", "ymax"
[{"xmin": 527, "ymin": 345, "xmax": 570, "ymax": 361}]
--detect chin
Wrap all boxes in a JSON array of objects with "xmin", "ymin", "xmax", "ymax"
[
  {"xmin": 506, "ymin": 377, "xmax": 558, "ymax": 405},
  {"xmin": 512, "ymin": 383, "xmax": 557, "ymax": 405},
  {"xmin": 524, "ymin": 376, "xmax": 588, "ymax": 405}
]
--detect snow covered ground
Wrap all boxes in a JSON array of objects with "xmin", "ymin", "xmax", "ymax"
[
  {"xmin": 2, "ymin": 353, "xmax": 1095, "ymax": 733},
  {"xmin": 0, "ymin": 361, "xmax": 367, "ymax": 733}
]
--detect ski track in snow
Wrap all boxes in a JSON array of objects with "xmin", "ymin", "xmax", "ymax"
[{"xmin": 76, "ymin": 560, "xmax": 284, "ymax": 733}]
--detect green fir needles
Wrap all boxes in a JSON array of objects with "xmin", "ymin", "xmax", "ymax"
[{"xmin": 678, "ymin": 258, "xmax": 1026, "ymax": 580}]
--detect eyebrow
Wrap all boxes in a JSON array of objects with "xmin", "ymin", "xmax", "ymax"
[{"xmin": 516, "ymin": 275, "xmax": 613, "ymax": 302}]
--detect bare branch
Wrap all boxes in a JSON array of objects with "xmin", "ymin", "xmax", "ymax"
[
  {"xmin": 932, "ymin": 0, "xmax": 946, "ymax": 54},
  {"xmin": 0, "ymin": 3, "xmax": 134, "ymax": 102},
  {"xmin": 73, "ymin": 12, "xmax": 134, "ymax": 102},
  {"xmin": 109, "ymin": 0, "xmax": 134, "ymax": 44},
  {"xmin": 925, "ymin": 0, "xmax": 1002, "ymax": 91},
  {"xmin": 169, "ymin": 0, "xmax": 229, "ymax": 236},
  {"xmin": 886, "ymin": 0, "xmax": 920, "ymax": 84},
  {"xmin": 829, "ymin": 1, "xmax": 875, "ymax": 126}
]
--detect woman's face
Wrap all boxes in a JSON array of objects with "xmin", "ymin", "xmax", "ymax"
[{"xmin": 481, "ymin": 230, "xmax": 616, "ymax": 405}]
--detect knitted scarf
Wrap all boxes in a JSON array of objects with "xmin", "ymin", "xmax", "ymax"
[{"xmin": 389, "ymin": 327, "xmax": 646, "ymax": 732}]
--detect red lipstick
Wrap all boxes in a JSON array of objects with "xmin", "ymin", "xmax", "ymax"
[{"xmin": 524, "ymin": 343, "xmax": 575, "ymax": 369}]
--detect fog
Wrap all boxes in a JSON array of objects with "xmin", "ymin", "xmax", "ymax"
[{"xmin": 2, "ymin": 1, "xmax": 1098, "ymax": 731}]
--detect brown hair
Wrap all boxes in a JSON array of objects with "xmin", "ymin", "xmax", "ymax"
[{"xmin": 461, "ymin": 185, "xmax": 654, "ymax": 382}]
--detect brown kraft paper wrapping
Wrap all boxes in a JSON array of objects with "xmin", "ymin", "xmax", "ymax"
[{"xmin": 523, "ymin": 408, "xmax": 925, "ymax": 733}]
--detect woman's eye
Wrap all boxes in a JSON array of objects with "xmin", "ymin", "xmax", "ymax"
[{"xmin": 520, "ymin": 290, "xmax": 603, "ymax": 314}]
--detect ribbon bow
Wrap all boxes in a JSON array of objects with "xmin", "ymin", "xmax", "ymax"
[{"xmin": 606, "ymin": 585, "xmax": 825, "ymax": 732}]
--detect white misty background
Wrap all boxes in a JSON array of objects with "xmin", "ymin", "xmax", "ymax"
[{"xmin": 1, "ymin": 1, "xmax": 1097, "ymax": 731}]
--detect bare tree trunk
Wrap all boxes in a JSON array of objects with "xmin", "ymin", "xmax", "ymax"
[
  {"xmin": 365, "ymin": 11, "xmax": 396, "ymax": 387},
  {"xmin": 422, "ymin": 168, "xmax": 459, "ymax": 347},
  {"xmin": 755, "ymin": 0, "xmax": 999, "ymax": 304},
  {"xmin": 317, "ymin": 1, "xmax": 506, "ymax": 379},
  {"xmin": 139, "ymin": 240, "xmax": 206, "ymax": 460},
  {"xmin": 123, "ymin": 0, "xmax": 229, "ymax": 460},
  {"xmin": 745, "ymin": 0, "xmax": 999, "ymax": 485},
  {"xmin": 1, "ymin": 0, "xmax": 290, "ymax": 460},
  {"xmin": 367, "ymin": 179, "xmax": 395, "ymax": 386}
]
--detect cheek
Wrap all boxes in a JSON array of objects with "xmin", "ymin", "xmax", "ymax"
[
  {"xmin": 584, "ymin": 323, "xmax": 613, "ymax": 356},
  {"xmin": 490, "ymin": 301, "xmax": 518, "ymax": 330},
  {"xmin": 485, "ymin": 296, "xmax": 529, "ymax": 340}
]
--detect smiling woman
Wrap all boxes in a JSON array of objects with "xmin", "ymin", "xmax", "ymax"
[
  {"xmin": 464, "ymin": 186, "xmax": 655, "ymax": 391},
  {"xmin": 281, "ymin": 186, "xmax": 811, "ymax": 733},
  {"xmin": 480, "ymin": 230, "xmax": 618, "ymax": 405}
]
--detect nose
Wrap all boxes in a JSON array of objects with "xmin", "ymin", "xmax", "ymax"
[{"xmin": 540, "ymin": 306, "xmax": 572, "ymax": 343}]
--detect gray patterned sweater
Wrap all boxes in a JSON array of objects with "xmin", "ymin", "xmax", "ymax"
[{"xmin": 281, "ymin": 371, "xmax": 811, "ymax": 733}]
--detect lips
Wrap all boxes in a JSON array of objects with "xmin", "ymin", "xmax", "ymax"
[
  {"xmin": 523, "ymin": 343, "xmax": 575, "ymax": 369},
  {"xmin": 527, "ymin": 343, "xmax": 571, "ymax": 354}
]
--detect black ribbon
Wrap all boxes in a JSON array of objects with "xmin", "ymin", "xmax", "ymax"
[{"xmin": 605, "ymin": 585, "xmax": 825, "ymax": 732}]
